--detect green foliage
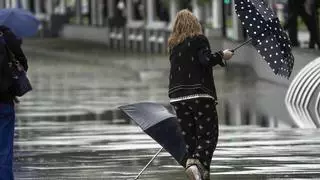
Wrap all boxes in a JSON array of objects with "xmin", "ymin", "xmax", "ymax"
[
  {"xmin": 162, "ymin": 0, "xmax": 170, "ymax": 9},
  {"xmin": 198, "ymin": 0, "xmax": 211, "ymax": 5}
]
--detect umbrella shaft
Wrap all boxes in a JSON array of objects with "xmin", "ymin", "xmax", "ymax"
[
  {"xmin": 233, "ymin": 38, "xmax": 253, "ymax": 51},
  {"xmin": 233, "ymin": 29, "xmax": 270, "ymax": 52},
  {"xmin": 134, "ymin": 147, "xmax": 163, "ymax": 180}
]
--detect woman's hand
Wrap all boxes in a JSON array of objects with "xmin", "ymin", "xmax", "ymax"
[{"xmin": 222, "ymin": 49, "xmax": 234, "ymax": 60}]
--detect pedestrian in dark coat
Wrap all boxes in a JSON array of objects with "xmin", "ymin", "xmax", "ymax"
[
  {"xmin": 304, "ymin": 0, "xmax": 320, "ymax": 49},
  {"xmin": 0, "ymin": 25, "xmax": 28, "ymax": 180},
  {"xmin": 285, "ymin": 0, "xmax": 320, "ymax": 49},
  {"xmin": 167, "ymin": 9, "xmax": 233, "ymax": 180}
]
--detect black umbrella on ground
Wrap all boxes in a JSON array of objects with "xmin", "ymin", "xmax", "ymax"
[
  {"xmin": 233, "ymin": 0, "xmax": 294, "ymax": 79},
  {"xmin": 119, "ymin": 102, "xmax": 187, "ymax": 179}
]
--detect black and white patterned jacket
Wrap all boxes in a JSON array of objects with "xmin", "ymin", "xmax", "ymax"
[{"xmin": 168, "ymin": 35, "xmax": 224, "ymax": 101}]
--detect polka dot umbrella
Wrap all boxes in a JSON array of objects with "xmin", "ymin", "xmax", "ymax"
[{"xmin": 234, "ymin": 0, "xmax": 294, "ymax": 78}]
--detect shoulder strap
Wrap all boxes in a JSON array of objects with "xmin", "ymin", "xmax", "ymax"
[{"xmin": 5, "ymin": 46, "xmax": 15, "ymax": 64}]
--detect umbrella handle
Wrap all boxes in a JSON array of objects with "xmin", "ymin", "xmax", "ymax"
[
  {"xmin": 134, "ymin": 147, "xmax": 164, "ymax": 180},
  {"xmin": 232, "ymin": 38, "xmax": 253, "ymax": 52},
  {"xmin": 224, "ymin": 38, "xmax": 252, "ymax": 67}
]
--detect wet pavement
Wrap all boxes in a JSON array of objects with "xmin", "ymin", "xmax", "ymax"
[
  {"xmin": 14, "ymin": 120, "xmax": 320, "ymax": 180},
  {"xmin": 11, "ymin": 39, "xmax": 320, "ymax": 179}
]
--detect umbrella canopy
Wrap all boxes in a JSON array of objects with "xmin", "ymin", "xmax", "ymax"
[
  {"xmin": 119, "ymin": 102, "xmax": 187, "ymax": 165},
  {"xmin": 234, "ymin": 0, "xmax": 294, "ymax": 78},
  {"xmin": 0, "ymin": 8, "xmax": 40, "ymax": 37}
]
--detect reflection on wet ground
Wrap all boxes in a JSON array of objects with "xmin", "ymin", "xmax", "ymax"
[
  {"xmin": 15, "ymin": 119, "xmax": 320, "ymax": 179},
  {"xmin": 13, "ymin": 40, "xmax": 320, "ymax": 179}
]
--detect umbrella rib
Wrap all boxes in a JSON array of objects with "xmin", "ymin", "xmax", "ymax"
[
  {"xmin": 134, "ymin": 147, "xmax": 163, "ymax": 180},
  {"xmin": 1, "ymin": 10, "xmax": 13, "ymax": 26}
]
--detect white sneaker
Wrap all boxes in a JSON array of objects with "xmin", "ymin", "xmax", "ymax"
[
  {"xmin": 186, "ymin": 158, "xmax": 209, "ymax": 180},
  {"xmin": 185, "ymin": 165, "xmax": 202, "ymax": 180}
]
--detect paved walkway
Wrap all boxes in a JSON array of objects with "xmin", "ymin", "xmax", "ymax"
[
  {"xmin": 11, "ymin": 38, "xmax": 320, "ymax": 179},
  {"xmin": 14, "ymin": 119, "xmax": 320, "ymax": 180}
]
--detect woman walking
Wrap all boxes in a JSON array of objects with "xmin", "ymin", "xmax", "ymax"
[
  {"xmin": 168, "ymin": 10, "xmax": 233, "ymax": 180},
  {"xmin": 0, "ymin": 25, "xmax": 29, "ymax": 180}
]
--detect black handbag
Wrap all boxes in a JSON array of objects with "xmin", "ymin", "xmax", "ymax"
[{"xmin": 6, "ymin": 46, "xmax": 32, "ymax": 97}]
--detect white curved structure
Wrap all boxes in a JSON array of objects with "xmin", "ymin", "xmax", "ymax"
[{"xmin": 285, "ymin": 57, "xmax": 320, "ymax": 128}]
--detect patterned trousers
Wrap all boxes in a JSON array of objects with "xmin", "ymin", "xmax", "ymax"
[{"xmin": 171, "ymin": 98, "xmax": 219, "ymax": 171}]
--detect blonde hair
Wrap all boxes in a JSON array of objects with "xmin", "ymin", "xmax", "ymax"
[{"xmin": 168, "ymin": 9, "xmax": 203, "ymax": 50}]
